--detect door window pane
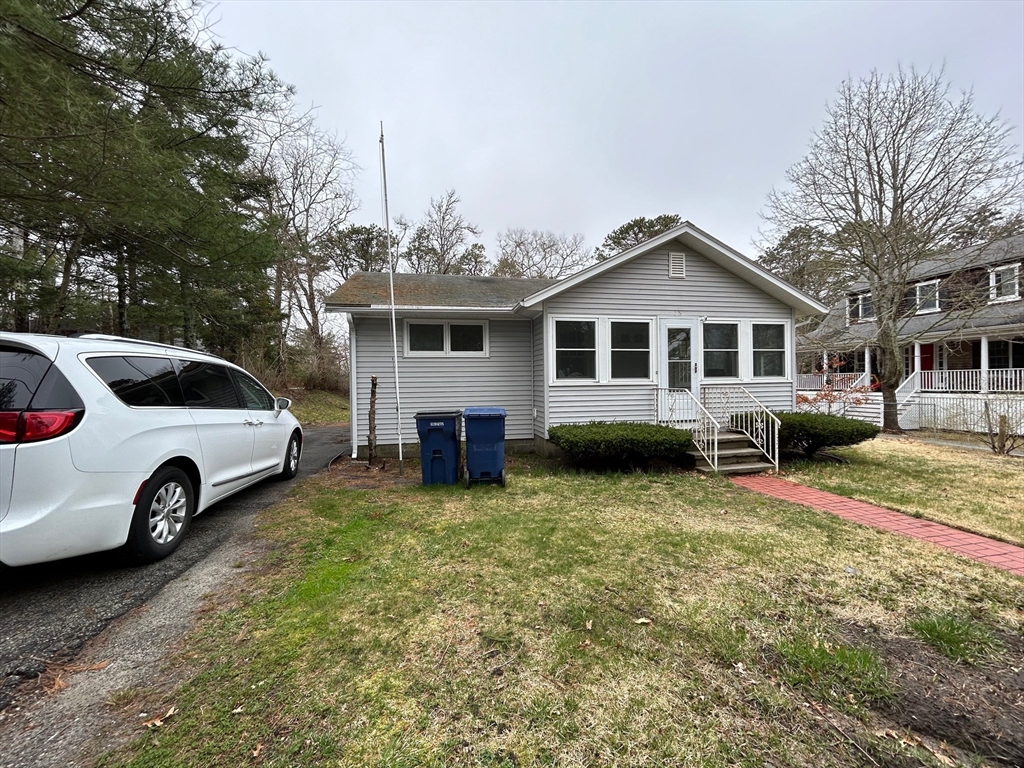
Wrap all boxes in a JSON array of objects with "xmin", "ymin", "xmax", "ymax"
[
  {"xmin": 450, "ymin": 324, "xmax": 484, "ymax": 352},
  {"xmin": 88, "ymin": 356, "xmax": 184, "ymax": 407},
  {"xmin": 611, "ymin": 321, "xmax": 649, "ymax": 379},
  {"xmin": 555, "ymin": 320, "xmax": 596, "ymax": 380},
  {"xmin": 177, "ymin": 361, "xmax": 241, "ymax": 409},
  {"xmin": 408, "ymin": 323, "xmax": 444, "ymax": 352},
  {"xmin": 752, "ymin": 324, "xmax": 786, "ymax": 378},
  {"xmin": 703, "ymin": 323, "xmax": 738, "ymax": 377},
  {"xmin": 665, "ymin": 327, "xmax": 692, "ymax": 390}
]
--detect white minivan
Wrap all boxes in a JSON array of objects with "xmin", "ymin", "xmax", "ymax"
[{"xmin": 0, "ymin": 333, "xmax": 302, "ymax": 567}]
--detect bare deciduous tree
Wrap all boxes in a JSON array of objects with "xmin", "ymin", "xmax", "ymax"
[
  {"xmin": 764, "ymin": 67, "xmax": 1024, "ymax": 431},
  {"xmin": 401, "ymin": 190, "xmax": 486, "ymax": 274},
  {"xmin": 491, "ymin": 229, "xmax": 593, "ymax": 279}
]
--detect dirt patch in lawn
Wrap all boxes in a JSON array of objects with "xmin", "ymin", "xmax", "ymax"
[
  {"xmin": 325, "ymin": 455, "xmax": 421, "ymax": 489},
  {"xmin": 845, "ymin": 623, "xmax": 1024, "ymax": 766}
]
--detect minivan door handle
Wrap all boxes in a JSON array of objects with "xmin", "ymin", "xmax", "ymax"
[{"xmin": 243, "ymin": 419, "xmax": 257, "ymax": 426}]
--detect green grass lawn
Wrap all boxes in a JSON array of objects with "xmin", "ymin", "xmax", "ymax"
[
  {"xmin": 285, "ymin": 390, "xmax": 350, "ymax": 426},
  {"xmin": 99, "ymin": 457, "xmax": 1022, "ymax": 768},
  {"xmin": 783, "ymin": 437, "xmax": 1024, "ymax": 546}
]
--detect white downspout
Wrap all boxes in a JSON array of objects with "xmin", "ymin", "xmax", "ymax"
[{"xmin": 349, "ymin": 314, "xmax": 358, "ymax": 459}]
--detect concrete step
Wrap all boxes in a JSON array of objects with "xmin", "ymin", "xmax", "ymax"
[
  {"xmin": 715, "ymin": 447, "xmax": 768, "ymax": 463},
  {"xmin": 695, "ymin": 461, "xmax": 775, "ymax": 475}
]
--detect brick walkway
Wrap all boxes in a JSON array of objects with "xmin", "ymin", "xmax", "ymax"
[{"xmin": 730, "ymin": 475, "xmax": 1024, "ymax": 577}]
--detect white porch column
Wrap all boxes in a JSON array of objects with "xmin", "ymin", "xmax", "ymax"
[
  {"xmin": 980, "ymin": 336, "xmax": 989, "ymax": 393},
  {"xmin": 864, "ymin": 346, "xmax": 872, "ymax": 382},
  {"xmin": 913, "ymin": 342, "xmax": 922, "ymax": 374}
]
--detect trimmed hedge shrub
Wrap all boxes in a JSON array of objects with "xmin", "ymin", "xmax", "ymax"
[
  {"xmin": 774, "ymin": 412, "xmax": 880, "ymax": 458},
  {"xmin": 547, "ymin": 422, "xmax": 693, "ymax": 471}
]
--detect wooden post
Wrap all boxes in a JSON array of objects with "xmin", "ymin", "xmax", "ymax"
[{"xmin": 368, "ymin": 375, "xmax": 378, "ymax": 464}]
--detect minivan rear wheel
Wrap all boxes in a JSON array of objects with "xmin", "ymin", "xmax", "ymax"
[{"xmin": 125, "ymin": 466, "xmax": 194, "ymax": 563}]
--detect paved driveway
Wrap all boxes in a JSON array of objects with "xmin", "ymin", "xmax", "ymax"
[{"xmin": 0, "ymin": 425, "xmax": 350, "ymax": 711}]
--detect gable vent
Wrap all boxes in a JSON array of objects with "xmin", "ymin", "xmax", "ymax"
[{"xmin": 668, "ymin": 252, "xmax": 686, "ymax": 279}]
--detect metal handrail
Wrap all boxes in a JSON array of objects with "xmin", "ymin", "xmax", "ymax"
[
  {"xmin": 702, "ymin": 385, "xmax": 780, "ymax": 472},
  {"xmin": 656, "ymin": 388, "xmax": 719, "ymax": 471}
]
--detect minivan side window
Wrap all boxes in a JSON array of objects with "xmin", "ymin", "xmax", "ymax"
[
  {"xmin": 176, "ymin": 361, "xmax": 242, "ymax": 409},
  {"xmin": 88, "ymin": 356, "xmax": 184, "ymax": 407},
  {"xmin": 231, "ymin": 370, "xmax": 275, "ymax": 411}
]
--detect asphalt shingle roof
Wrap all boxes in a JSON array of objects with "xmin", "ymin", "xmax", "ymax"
[{"xmin": 326, "ymin": 272, "xmax": 559, "ymax": 310}]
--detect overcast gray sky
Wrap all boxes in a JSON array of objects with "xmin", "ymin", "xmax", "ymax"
[{"xmin": 211, "ymin": 0, "xmax": 1024, "ymax": 259}]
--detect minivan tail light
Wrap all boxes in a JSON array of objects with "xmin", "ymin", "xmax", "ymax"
[
  {"xmin": 0, "ymin": 412, "xmax": 19, "ymax": 443},
  {"xmin": 0, "ymin": 410, "xmax": 83, "ymax": 443}
]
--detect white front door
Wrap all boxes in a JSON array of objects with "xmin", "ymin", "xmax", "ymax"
[{"xmin": 658, "ymin": 320, "xmax": 700, "ymax": 422}]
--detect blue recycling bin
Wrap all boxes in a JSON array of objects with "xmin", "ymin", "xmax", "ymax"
[
  {"xmin": 415, "ymin": 410, "xmax": 462, "ymax": 485},
  {"xmin": 463, "ymin": 407, "xmax": 506, "ymax": 487}
]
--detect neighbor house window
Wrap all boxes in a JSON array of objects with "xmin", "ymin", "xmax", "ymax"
[
  {"xmin": 990, "ymin": 264, "xmax": 1020, "ymax": 302},
  {"xmin": 847, "ymin": 293, "xmax": 874, "ymax": 323},
  {"xmin": 405, "ymin": 321, "xmax": 487, "ymax": 356},
  {"xmin": 703, "ymin": 323, "xmax": 739, "ymax": 378},
  {"xmin": 752, "ymin": 323, "xmax": 786, "ymax": 377},
  {"xmin": 554, "ymin": 320, "xmax": 596, "ymax": 379},
  {"xmin": 914, "ymin": 280, "xmax": 940, "ymax": 313},
  {"xmin": 610, "ymin": 321, "xmax": 650, "ymax": 379}
]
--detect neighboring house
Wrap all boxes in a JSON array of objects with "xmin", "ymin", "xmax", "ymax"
[
  {"xmin": 327, "ymin": 222, "xmax": 826, "ymax": 471},
  {"xmin": 798, "ymin": 235, "xmax": 1024, "ymax": 432}
]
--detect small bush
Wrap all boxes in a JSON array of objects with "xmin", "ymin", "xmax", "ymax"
[
  {"xmin": 773, "ymin": 412, "xmax": 880, "ymax": 458},
  {"xmin": 547, "ymin": 422, "xmax": 693, "ymax": 471}
]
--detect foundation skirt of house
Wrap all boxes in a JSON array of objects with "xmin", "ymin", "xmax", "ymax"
[{"xmin": 356, "ymin": 438, "xmax": 537, "ymax": 461}]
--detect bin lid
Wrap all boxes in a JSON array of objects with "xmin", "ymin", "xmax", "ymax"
[
  {"xmin": 414, "ymin": 410, "xmax": 463, "ymax": 419},
  {"xmin": 463, "ymin": 407, "xmax": 506, "ymax": 417}
]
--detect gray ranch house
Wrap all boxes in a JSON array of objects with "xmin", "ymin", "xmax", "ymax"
[{"xmin": 327, "ymin": 222, "xmax": 826, "ymax": 472}]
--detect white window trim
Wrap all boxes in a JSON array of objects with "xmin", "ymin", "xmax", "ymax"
[
  {"xmin": 847, "ymin": 293, "xmax": 875, "ymax": 325},
  {"xmin": 549, "ymin": 315, "xmax": 599, "ymax": 384},
  {"xmin": 914, "ymin": 279, "xmax": 941, "ymax": 314},
  {"xmin": 750, "ymin": 320, "xmax": 790, "ymax": 380},
  {"xmin": 403, "ymin": 320, "xmax": 489, "ymax": 358},
  {"xmin": 701, "ymin": 319, "xmax": 742, "ymax": 381},
  {"xmin": 989, "ymin": 263, "xmax": 1021, "ymax": 303},
  {"xmin": 607, "ymin": 317, "xmax": 656, "ymax": 383}
]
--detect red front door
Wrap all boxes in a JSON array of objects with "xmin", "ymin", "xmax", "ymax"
[{"xmin": 920, "ymin": 344, "xmax": 934, "ymax": 371}]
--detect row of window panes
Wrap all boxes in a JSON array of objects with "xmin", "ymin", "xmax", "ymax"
[
  {"xmin": 554, "ymin": 321, "xmax": 785, "ymax": 380},
  {"xmin": 850, "ymin": 266, "xmax": 1021, "ymax": 323},
  {"xmin": 87, "ymin": 356, "xmax": 275, "ymax": 410},
  {"xmin": 408, "ymin": 322, "xmax": 485, "ymax": 353}
]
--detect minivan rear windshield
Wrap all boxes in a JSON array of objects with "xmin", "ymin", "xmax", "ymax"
[{"xmin": 0, "ymin": 347, "xmax": 52, "ymax": 410}]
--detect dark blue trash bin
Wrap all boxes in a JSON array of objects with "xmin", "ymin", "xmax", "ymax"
[
  {"xmin": 463, "ymin": 407, "xmax": 506, "ymax": 487},
  {"xmin": 415, "ymin": 410, "xmax": 462, "ymax": 486}
]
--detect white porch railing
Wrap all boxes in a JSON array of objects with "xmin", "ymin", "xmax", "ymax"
[
  {"xmin": 895, "ymin": 371, "xmax": 918, "ymax": 402},
  {"xmin": 656, "ymin": 388, "xmax": 719, "ymax": 471},
  {"xmin": 795, "ymin": 372, "xmax": 865, "ymax": 390},
  {"xmin": 701, "ymin": 386, "xmax": 780, "ymax": 471},
  {"xmin": 918, "ymin": 368, "xmax": 1024, "ymax": 392}
]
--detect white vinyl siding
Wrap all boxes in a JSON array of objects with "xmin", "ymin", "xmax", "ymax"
[
  {"xmin": 352, "ymin": 317, "xmax": 533, "ymax": 447},
  {"xmin": 543, "ymin": 248, "xmax": 795, "ymax": 431}
]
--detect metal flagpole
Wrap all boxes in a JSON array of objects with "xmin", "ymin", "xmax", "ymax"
[{"xmin": 379, "ymin": 123, "xmax": 403, "ymax": 474}]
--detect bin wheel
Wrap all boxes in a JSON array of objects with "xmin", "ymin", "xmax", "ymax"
[{"xmin": 500, "ymin": 469, "xmax": 506, "ymax": 487}]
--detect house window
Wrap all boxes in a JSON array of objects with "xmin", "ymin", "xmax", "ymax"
[
  {"xmin": 405, "ymin": 321, "xmax": 487, "ymax": 356},
  {"xmin": 703, "ymin": 323, "xmax": 739, "ymax": 378},
  {"xmin": 610, "ymin": 321, "xmax": 650, "ymax": 379},
  {"xmin": 914, "ymin": 280, "xmax": 940, "ymax": 313},
  {"xmin": 990, "ymin": 264, "xmax": 1020, "ymax": 302},
  {"xmin": 408, "ymin": 323, "xmax": 445, "ymax": 353},
  {"xmin": 555, "ymin": 320, "xmax": 596, "ymax": 379},
  {"xmin": 848, "ymin": 293, "xmax": 874, "ymax": 323},
  {"xmin": 752, "ymin": 323, "xmax": 786, "ymax": 377},
  {"xmin": 449, "ymin": 323, "xmax": 485, "ymax": 353}
]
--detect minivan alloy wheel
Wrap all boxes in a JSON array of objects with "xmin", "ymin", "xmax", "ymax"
[{"xmin": 148, "ymin": 481, "xmax": 188, "ymax": 544}]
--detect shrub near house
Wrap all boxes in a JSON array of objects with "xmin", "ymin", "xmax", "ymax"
[
  {"xmin": 548, "ymin": 422, "xmax": 693, "ymax": 471},
  {"xmin": 775, "ymin": 412, "xmax": 880, "ymax": 458}
]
